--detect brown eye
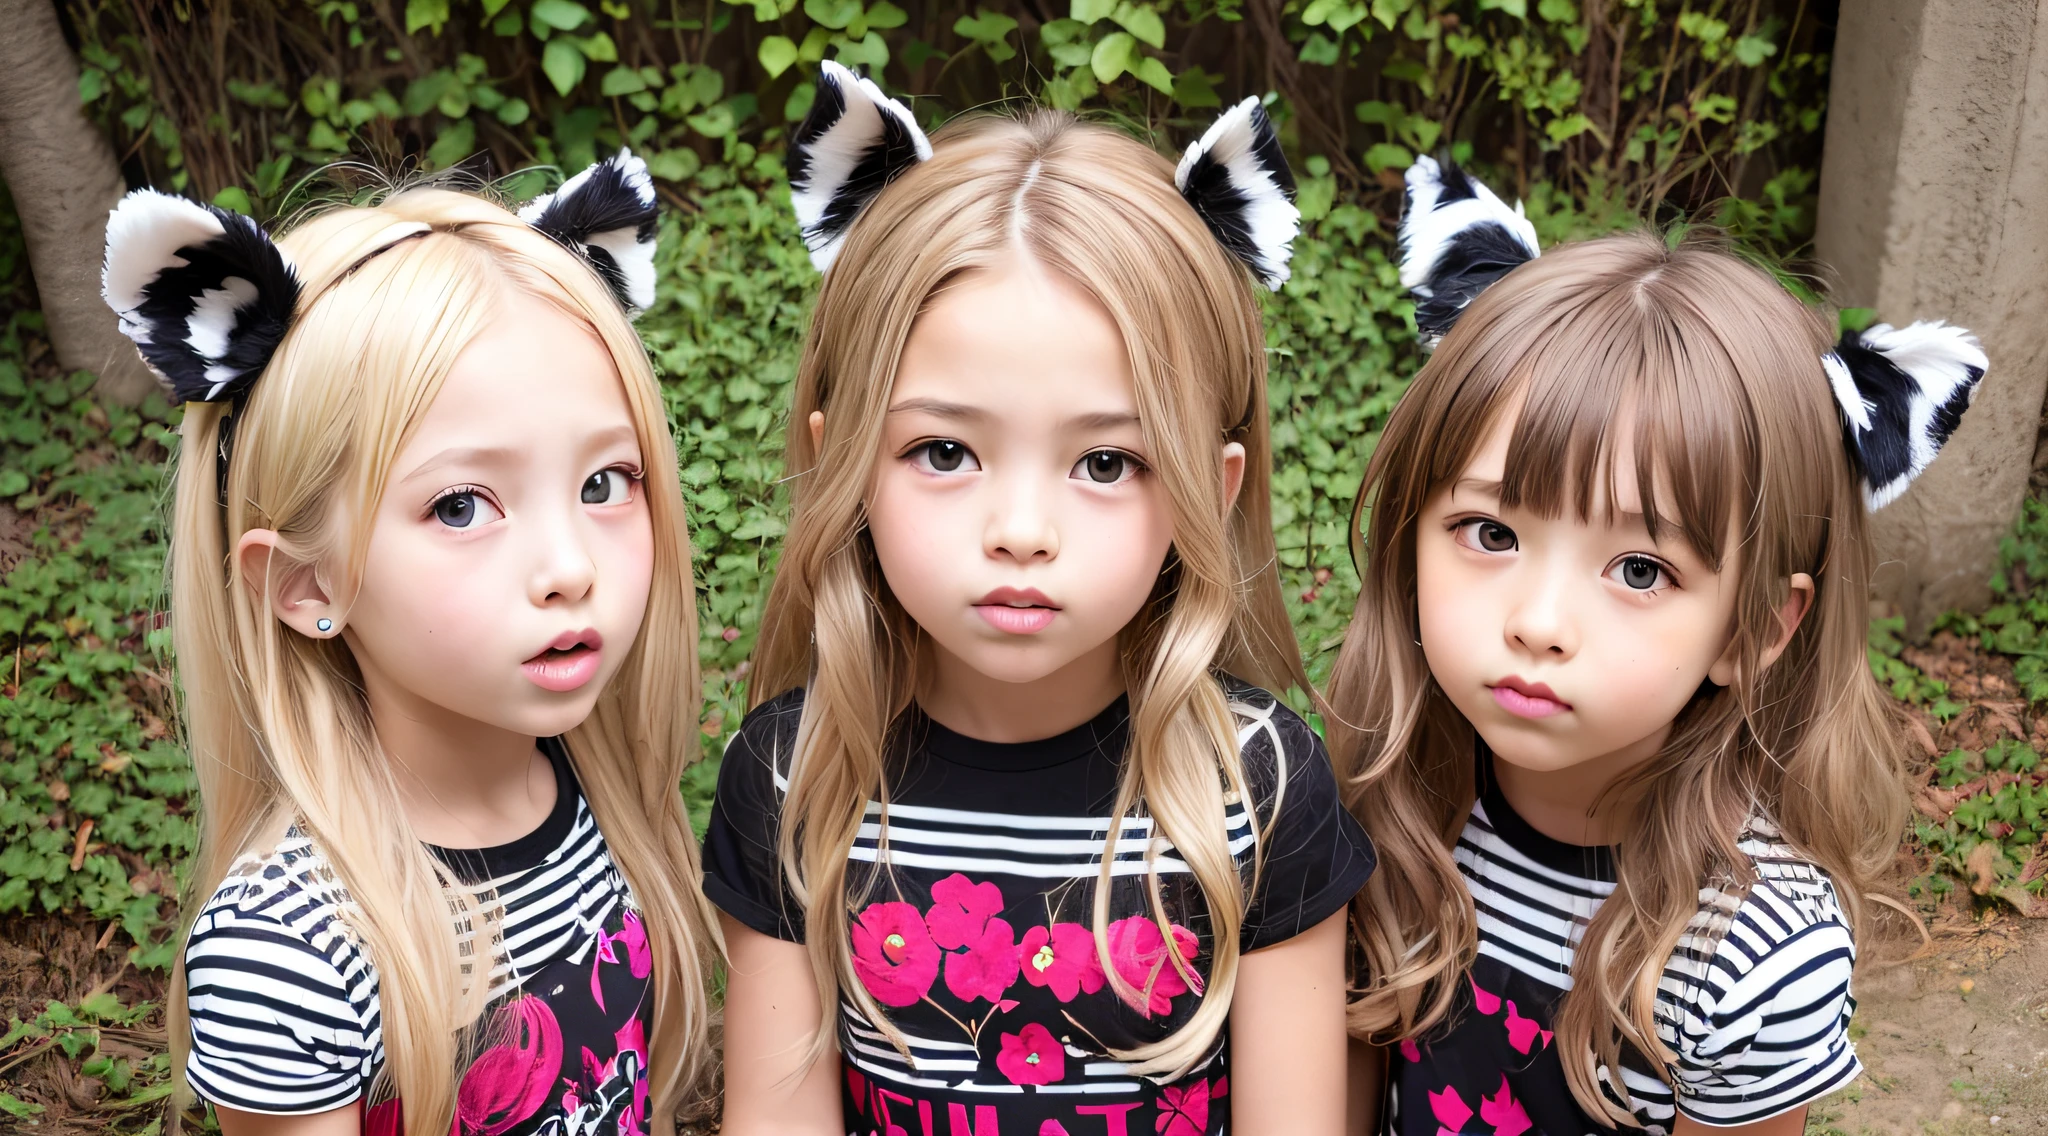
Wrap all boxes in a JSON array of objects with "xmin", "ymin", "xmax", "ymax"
[
  {"xmin": 1475, "ymin": 521, "xmax": 1516, "ymax": 552},
  {"xmin": 1074, "ymin": 449, "xmax": 1140, "ymax": 484}
]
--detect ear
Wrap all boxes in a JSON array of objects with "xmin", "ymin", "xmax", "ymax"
[
  {"xmin": 519, "ymin": 147, "xmax": 661, "ymax": 317},
  {"xmin": 809, "ymin": 409, "xmax": 826, "ymax": 453},
  {"xmin": 1173, "ymin": 98, "xmax": 1299, "ymax": 289},
  {"xmin": 1708, "ymin": 572, "xmax": 1813, "ymax": 686},
  {"xmin": 786, "ymin": 61, "xmax": 932, "ymax": 273},
  {"xmin": 1825, "ymin": 321, "xmax": 1987, "ymax": 510},
  {"xmin": 1221, "ymin": 441, "xmax": 1246, "ymax": 514},
  {"xmin": 235, "ymin": 529, "xmax": 343, "ymax": 640},
  {"xmin": 102, "ymin": 189, "xmax": 302, "ymax": 405},
  {"xmin": 1398, "ymin": 155, "xmax": 1540, "ymax": 347}
]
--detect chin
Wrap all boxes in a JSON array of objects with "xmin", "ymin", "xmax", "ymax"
[{"xmin": 1470, "ymin": 720, "xmax": 1585, "ymax": 773}]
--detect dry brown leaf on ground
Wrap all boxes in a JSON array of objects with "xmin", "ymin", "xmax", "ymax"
[
  {"xmin": 1968, "ymin": 841, "xmax": 2002, "ymax": 895},
  {"xmin": 1979, "ymin": 700, "xmax": 2028, "ymax": 740}
]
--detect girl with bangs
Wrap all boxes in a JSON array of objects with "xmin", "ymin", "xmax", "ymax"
[
  {"xmin": 103, "ymin": 155, "xmax": 720, "ymax": 1135},
  {"xmin": 703, "ymin": 65, "xmax": 1374, "ymax": 1136},
  {"xmin": 1329, "ymin": 158, "xmax": 1988, "ymax": 1135}
]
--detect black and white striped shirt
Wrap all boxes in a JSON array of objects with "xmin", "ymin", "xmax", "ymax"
[
  {"xmin": 183, "ymin": 739, "xmax": 658, "ymax": 1134},
  {"xmin": 704, "ymin": 679, "xmax": 1376, "ymax": 1136},
  {"xmin": 1386, "ymin": 755, "xmax": 1861, "ymax": 1135}
]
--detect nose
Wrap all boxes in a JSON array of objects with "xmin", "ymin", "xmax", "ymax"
[
  {"xmin": 530, "ymin": 507, "xmax": 598, "ymax": 606},
  {"xmin": 983, "ymin": 469, "xmax": 1059, "ymax": 565},
  {"xmin": 1502, "ymin": 554, "xmax": 1577, "ymax": 661}
]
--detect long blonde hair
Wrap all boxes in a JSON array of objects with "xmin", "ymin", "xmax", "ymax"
[
  {"xmin": 166, "ymin": 188, "xmax": 719, "ymax": 1135},
  {"xmin": 1326, "ymin": 231, "xmax": 1907, "ymax": 1120},
  {"xmin": 749, "ymin": 110, "xmax": 1309, "ymax": 1075}
]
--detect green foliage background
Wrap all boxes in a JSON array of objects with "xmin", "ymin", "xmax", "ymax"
[{"xmin": 0, "ymin": 0, "xmax": 1854, "ymax": 1124}]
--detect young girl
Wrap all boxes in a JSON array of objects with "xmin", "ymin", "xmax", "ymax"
[
  {"xmin": 1328, "ymin": 157, "xmax": 1987, "ymax": 1135},
  {"xmin": 703, "ymin": 64, "xmax": 1376, "ymax": 1136},
  {"xmin": 102, "ymin": 153, "xmax": 719, "ymax": 1136}
]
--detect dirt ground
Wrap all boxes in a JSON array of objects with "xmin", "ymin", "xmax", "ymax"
[{"xmin": 1814, "ymin": 916, "xmax": 2048, "ymax": 1135}]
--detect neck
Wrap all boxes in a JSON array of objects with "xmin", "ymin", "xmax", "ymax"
[
  {"xmin": 356, "ymin": 661, "xmax": 554, "ymax": 849},
  {"xmin": 1489, "ymin": 721, "xmax": 1671, "ymax": 847},
  {"xmin": 915, "ymin": 638, "xmax": 1126, "ymax": 743}
]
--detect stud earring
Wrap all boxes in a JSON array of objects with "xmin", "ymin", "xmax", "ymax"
[{"xmin": 317, "ymin": 618, "xmax": 334, "ymax": 633}]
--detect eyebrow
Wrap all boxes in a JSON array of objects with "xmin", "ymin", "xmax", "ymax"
[
  {"xmin": 400, "ymin": 426, "xmax": 642, "ymax": 482},
  {"xmin": 887, "ymin": 398, "xmax": 1141, "ymax": 432},
  {"xmin": 1451, "ymin": 476, "xmax": 1650, "ymax": 527}
]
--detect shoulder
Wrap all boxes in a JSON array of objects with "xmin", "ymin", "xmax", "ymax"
[
  {"xmin": 183, "ymin": 833, "xmax": 380, "ymax": 1112},
  {"xmin": 1218, "ymin": 674, "xmax": 1330, "ymax": 797},
  {"xmin": 714, "ymin": 686, "xmax": 807, "ymax": 802},
  {"xmin": 1657, "ymin": 820, "xmax": 1861, "ymax": 1119}
]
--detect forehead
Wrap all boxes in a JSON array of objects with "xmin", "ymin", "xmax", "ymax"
[
  {"xmin": 891, "ymin": 259, "xmax": 1136, "ymax": 415},
  {"xmin": 1454, "ymin": 394, "xmax": 1680, "ymax": 523},
  {"xmin": 411, "ymin": 292, "xmax": 633, "ymax": 450}
]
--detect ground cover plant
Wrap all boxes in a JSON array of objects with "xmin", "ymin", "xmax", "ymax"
[{"xmin": 1, "ymin": 0, "xmax": 1990, "ymax": 1130}]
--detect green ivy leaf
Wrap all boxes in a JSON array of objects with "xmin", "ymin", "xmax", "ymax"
[
  {"xmin": 404, "ymin": 0, "xmax": 450, "ymax": 34},
  {"xmin": 1110, "ymin": 2, "xmax": 1165, "ymax": 49},
  {"xmin": 1132, "ymin": 55, "xmax": 1173, "ymax": 94},
  {"xmin": 0, "ymin": 1093, "xmax": 43, "ymax": 1119},
  {"xmin": 865, "ymin": 1, "xmax": 908, "ymax": 30},
  {"xmin": 804, "ymin": 0, "xmax": 861, "ymax": 30},
  {"xmin": 543, "ymin": 38, "xmax": 588, "ymax": 95},
  {"xmin": 480, "ymin": 0, "xmax": 514, "ymax": 16},
  {"xmin": 1362, "ymin": 141, "xmax": 1413, "ymax": 173},
  {"xmin": 688, "ymin": 103, "xmax": 737, "ymax": 138},
  {"xmin": 784, "ymin": 81, "xmax": 816, "ymax": 121},
  {"xmin": 531, "ymin": 0, "xmax": 591, "ymax": 30},
  {"xmin": 578, "ymin": 31, "xmax": 618, "ymax": 61},
  {"xmin": 1733, "ymin": 35, "xmax": 1777, "ymax": 67},
  {"xmin": 1091, "ymin": 30, "xmax": 1136, "ymax": 83},
  {"xmin": 210, "ymin": 186, "xmax": 253, "ymax": 215},
  {"xmin": 833, "ymin": 30, "xmax": 888, "ymax": 69},
  {"xmin": 601, "ymin": 65, "xmax": 646, "ymax": 95},
  {"xmin": 1071, "ymin": 0, "xmax": 1116, "ymax": 24},
  {"xmin": 1477, "ymin": 0, "xmax": 1527, "ymax": 17},
  {"xmin": 1171, "ymin": 65, "xmax": 1220, "ymax": 108},
  {"xmin": 1298, "ymin": 32, "xmax": 1338, "ymax": 66},
  {"xmin": 496, "ymin": 96, "xmax": 531, "ymax": 125},
  {"xmin": 758, "ymin": 35, "xmax": 799, "ymax": 78}
]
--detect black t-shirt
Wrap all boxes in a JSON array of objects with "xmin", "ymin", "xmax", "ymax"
[{"xmin": 704, "ymin": 676, "xmax": 1375, "ymax": 1136}]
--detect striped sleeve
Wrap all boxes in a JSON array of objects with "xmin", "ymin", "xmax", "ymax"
[
  {"xmin": 1659, "ymin": 875, "xmax": 1862, "ymax": 1126},
  {"xmin": 183, "ymin": 879, "xmax": 378, "ymax": 1114}
]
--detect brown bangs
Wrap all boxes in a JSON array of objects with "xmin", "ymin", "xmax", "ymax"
[{"xmin": 1418, "ymin": 251, "xmax": 1760, "ymax": 572}]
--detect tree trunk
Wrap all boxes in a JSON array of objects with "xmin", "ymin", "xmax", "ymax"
[
  {"xmin": 0, "ymin": 0, "xmax": 156, "ymax": 405},
  {"xmin": 1815, "ymin": 0, "xmax": 2048, "ymax": 633}
]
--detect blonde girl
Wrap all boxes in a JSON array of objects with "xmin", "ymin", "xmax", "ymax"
[
  {"xmin": 1328, "ymin": 157, "xmax": 1986, "ymax": 1135},
  {"xmin": 702, "ymin": 64, "xmax": 1375, "ymax": 1136},
  {"xmin": 102, "ymin": 154, "xmax": 719, "ymax": 1136}
]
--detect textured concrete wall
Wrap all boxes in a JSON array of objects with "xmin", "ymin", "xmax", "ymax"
[{"xmin": 1815, "ymin": 0, "xmax": 2048, "ymax": 631}]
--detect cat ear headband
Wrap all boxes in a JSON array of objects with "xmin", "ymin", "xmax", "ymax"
[
  {"xmin": 1397, "ymin": 154, "xmax": 1988, "ymax": 511},
  {"xmin": 100, "ymin": 147, "xmax": 661, "ymax": 411},
  {"xmin": 785, "ymin": 60, "xmax": 1300, "ymax": 287}
]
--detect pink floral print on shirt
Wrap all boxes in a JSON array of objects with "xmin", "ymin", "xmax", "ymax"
[
  {"xmin": 1106, "ymin": 915, "xmax": 1203, "ymax": 1016},
  {"xmin": 852, "ymin": 901, "xmax": 942, "ymax": 1007},
  {"xmin": 996, "ymin": 1022, "xmax": 1066, "ymax": 1085},
  {"xmin": 1016, "ymin": 922, "xmax": 1108, "ymax": 1003}
]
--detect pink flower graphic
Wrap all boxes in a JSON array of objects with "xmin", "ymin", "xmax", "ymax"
[
  {"xmin": 995, "ymin": 1022, "xmax": 1065, "ymax": 1086},
  {"xmin": 591, "ymin": 911, "xmax": 654, "ymax": 1012},
  {"xmin": 1017, "ymin": 923, "xmax": 1108, "ymax": 1003},
  {"xmin": 851, "ymin": 901, "xmax": 941, "ymax": 1006},
  {"xmin": 1480, "ymin": 1076, "xmax": 1532, "ymax": 1136},
  {"xmin": 1039, "ymin": 1123, "xmax": 1072, "ymax": 1136},
  {"xmin": 926, "ymin": 873, "xmax": 1006, "ymax": 949},
  {"xmin": 1502, "ymin": 1000, "xmax": 1551, "ymax": 1054},
  {"xmin": 1468, "ymin": 975, "xmax": 1501, "ymax": 1015},
  {"xmin": 1427, "ymin": 1085, "xmax": 1473, "ymax": 1131},
  {"xmin": 457, "ymin": 995, "xmax": 562, "ymax": 1136},
  {"xmin": 944, "ymin": 916, "xmax": 1021, "ymax": 1003},
  {"xmin": 1155, "ymin": 1080, "xmax": 1211, "ymax": 1136},
  {"xmin": 1399, "ymin": 1038, "xmax": 1422, "ymax": 1063},
  {"xmin": 1106, "ymin": 916, "xmax": 1202, "ymax": 1016}
]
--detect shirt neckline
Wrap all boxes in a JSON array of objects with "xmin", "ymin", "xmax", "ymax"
[
  {"xmin": 905, "ymin": 695, "xmax": 1131, "ymax": 772},
  {"xmin": 1475, "ymin": 744, "xmax": 1617, "ymax": 883},
  {"xmin": 426, "ymin": 736, "xmax": 579, "ymax": 884}
]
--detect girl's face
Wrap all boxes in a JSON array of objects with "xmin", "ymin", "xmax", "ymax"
[
  {"xmin": 861, "ymin": 257, "xmax": 1226, "ymax": 691},
  {"xmin": 339, "ymin": 292, "xmax": 655, "ymax": 741},
  {"xmin": 1414, "ymin": 407, "xmax": 1743, "ymax": 775}
]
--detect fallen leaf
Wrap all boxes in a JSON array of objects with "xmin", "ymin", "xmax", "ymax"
[
  {"xmin": 1907, "ymin": 715, "xmax": 1940, "ymax": 758},
  {"xmin": 69, "ymin": 819, "xmax": 96, "ymax": 872},
  {"xmin": 1967, "ymin": 841, "xmax": 2001, "ymax": 896}
]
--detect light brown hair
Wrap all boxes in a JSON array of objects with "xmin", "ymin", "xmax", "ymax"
[
  {"xmin": 1325, "ymin": 230, "xmax": 1906, "ymax": 1119},
  {"xmin": 167, "ymin": 189, "xmax": 720, "ymax": 1135},
  {"xmin": 749, "ymin": 109, "xmax": 1309, "ymax": 1075}
]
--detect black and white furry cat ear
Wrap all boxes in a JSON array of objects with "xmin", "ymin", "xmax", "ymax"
[
  {"xmin": 1174, "ymin": 98, "xmax": 1299, "ymax": 290},
  {"xmin": 100, "ymin": 190, "xmax": 302, "ymax": 406},
  {"xmin": 1399, "ymin": 155, "xmax": 1540, "ymax": 347},
  {"xmin": 1825, "ymin": 321, "xmax": 1987, "ymax": 510},
  {"xmin": 786, "ymin": 60, "xmax": 931, "ymax": 273},
  {"xmin": 519, "ymin": 147, "xmax": 660, "ymax": 317}
]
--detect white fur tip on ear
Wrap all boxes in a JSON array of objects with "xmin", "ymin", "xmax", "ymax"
[
  {"xmin": 1175, "ymin": 96, "xmax": 1298, "ymax": 289},
  {"xmin": 102, "ymin": 190, "xmax": 227, "ymax": 315},
  {"xmin": 1832, "ymin": 318, "xmax": 1988, "ymax": 511},
  {"xmin": 1398, "ymin": 155, "xmax": 1539, "ymax": 292},
  {"xmin": 786, "ymin": 61, "xmax": 932, "ymax": 272}
]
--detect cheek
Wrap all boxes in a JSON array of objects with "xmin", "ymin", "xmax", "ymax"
[
  {"xmin": 350, "ymin": 526, "xmax": 504, "ymax": 665},
  {"xmin": 1414, "ymin": 534, "xmax": 1483, "ymax": 663}
]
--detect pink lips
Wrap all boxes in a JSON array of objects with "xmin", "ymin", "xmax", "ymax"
[
  {"xmin": 523, "ymin": 628, "xmax": 603, "ymax": 692},
  {"xmin": 1490, "ymin": 677, "xmax": 1571, "ymax": 719},
  {"xmin": 974, "ymin": 587, "xmax": 1059, "ymax": 635}
]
